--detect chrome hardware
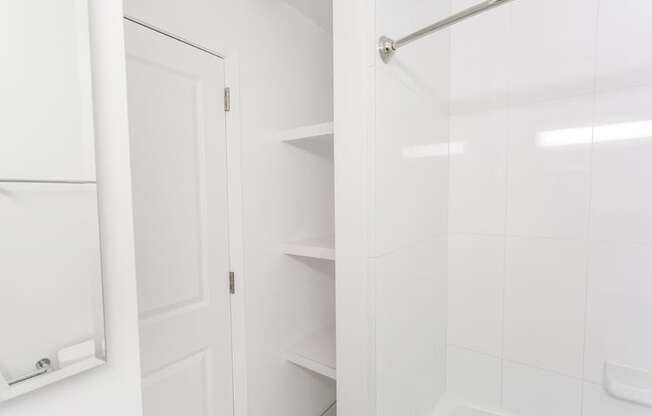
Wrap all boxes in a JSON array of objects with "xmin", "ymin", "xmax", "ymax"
[
  {"xmin": 379, "ymin": 0, "xmax": 515, "ymax": 62},
  {"xmin": 8, "ymin": 358, "xmax": 53, "ymax": 386}
]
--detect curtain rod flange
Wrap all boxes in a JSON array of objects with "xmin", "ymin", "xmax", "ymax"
[{"xmin": 378, "ymin": 36, "xmax": 396, "ymax": 63}]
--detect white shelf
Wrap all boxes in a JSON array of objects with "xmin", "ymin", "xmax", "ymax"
[
  {"xmin": 285, "ymin": 327, "xmax": 336, "ymax": 380},
  {"xmin": 283, "ymin": 235, "xmax": 335, "ymax": 261},
  {"xmin": 278, "ymin": 122, "xmax": 334, "ymax": 143}
]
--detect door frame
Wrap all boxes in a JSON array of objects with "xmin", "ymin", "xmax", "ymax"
[{"xmin": 123, "ymin": 16, "xmax": 248, "ymax": 416}]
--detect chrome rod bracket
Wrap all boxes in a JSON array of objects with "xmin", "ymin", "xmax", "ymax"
[{"xmin": 378, "ymin": 36, "xmax": 396, "ymax": 63}]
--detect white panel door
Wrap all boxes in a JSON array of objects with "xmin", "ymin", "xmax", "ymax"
[{"xmin": 124, "ymin": 20, "xmax": 233, "ymax": 416}]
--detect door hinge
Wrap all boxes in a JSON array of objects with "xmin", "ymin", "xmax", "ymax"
[
  {"xmin": 224, "ymin": 87, "xmax": 231, "ymax": 112},
  {"xmin": 229, "ymin": 271, "xmax": 235, "ymax": 294}
]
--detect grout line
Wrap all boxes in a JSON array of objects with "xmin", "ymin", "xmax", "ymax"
[
  {"xmin": 453, "ymin": 232, "xmax": 587, "ymax": 241},
  {"xmin": 449, "ymin": 231, "xmax": 652, "ymax": 248},
  {"xmin": 368, "ymin": 233, "xmax": 449, "ymax": 259},
  {"xmin": 447, "ymin": 343, "xmax": 501, "ymax": 360},
  {"xmin": 444, "ymin": 0, "xmax": 454, "ymax": 396},
  {"xmin": 580, "ymin": 1, "xmax": 603, "ymax": 414},
  {"xmin": 502, "ymin": 357, "xmax": 585, "ymax": 382},
  {"xmin": 367, "ymin": 2, "xmax": 378, "ymax": 413},
  {"xmin": 452, "ymin": 74, "xmax": 652, "ymax": 121},
  {"xmin": 499, "ymin": 234, "xmax": 508, "ymax": 407},
  {"xmin": 448, "ymin": 343, "xmax": 596, "ymax": 383},
  {"xmin": 453, "ymin": 79, "xmax": 652, "ymax": 119},
  {"xmin": 499, "ymin": 1, "xmax": 516, "ymax": 407}
]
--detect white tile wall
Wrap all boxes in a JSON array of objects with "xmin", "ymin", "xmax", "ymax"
[
  {"xmin": 450, "ymin": 0, "xmax": 510, "ymax": 115},
  {"xmin": 449, "ymin": 110, "xmax": 509, "ymax": 235},
  {"xmin": 449, "ymin": 0, "xmax": 510, "ymax": 236},
  {"xmin": 445, "ymin": 0, "xmax": 652, "ymax": 414},
  {"xmin": 508, "ymin": 0, "xmax": 598, "ymax": 104},
  {"xmin": 590, "ymin": 86, "xmax": 652, "ymax": 244},
  {"xmin": 582, "ymin": 382, "xmax": 652, "ymax": 416},
  {"xmin": 583, "ymin": 242, "xmax": 652, "ymax": 383},
  {"xmin": 596, "ymin": 0, "xmax": 652, "ymax": 91},
  {"xmin": 503, "ymin": 237, "xmax": 587, "ymax": 377},
  {"xmin": 448, "ymin": 234, "xmax": 504, "ymax": 356},
  {"xmin": 446, "ymin": 346, "xmax": 501, "ymax": 409},
  {"xmin": 374, "ymin": 0, "xmax": 452, "ymax": 257},
  {"xmin": 374, "ymin": 50, "xmax": 450, "ymax": 256},
  {"xmin": 502, "ymin": 361, "xmax": 582, "ymax": 416},
  {"xmin": 506, "ymin": 96, "xmax": 593, "ymax": 239},
  {"xmin": 375, "ymin": 239, "xmax": 448, "ymax": 416}
]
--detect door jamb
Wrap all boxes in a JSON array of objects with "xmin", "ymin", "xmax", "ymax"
[{"xmin": 224, "ymin": 56, "xmax": 248, "ymax": 416}]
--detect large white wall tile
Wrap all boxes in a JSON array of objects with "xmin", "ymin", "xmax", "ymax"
[
  {"xmin": 374, "ymin": 0, "xmax": 452, "ymax": 257},
  {"xmin": 448, "ymin": 234, "xmax": 504, "ymax": 356},
  {"xmin": 375, "ymin": 238, "xmax": 448, "ymax": 416},
  {"xmin": 595, "ymin": 0, "xmax": 652, "ymax": 91},
  {"xmin": 506, "ymin": 96, "xmax": 593, "ymax": 239},
  {"xmin": 374, "ymin": 62, "xmax": 450, "ymax": 255},
  {"xmin": 448, "ymin": 0, "xmax": 509, "ymax": 237},
  {"xmin": 583, "ymin": 242, "xmax": 652, "ymax": 383},
  {"xmin": 508, "ymin": 0, "xmax": 598, "ymax": 104},
  {"xmin": 590, "ymin": 86, "xmax": 652, "ymax": 244},
  {"xmin": 446, "ymin": 346, "xmax": 501, "ymax": 409},
  {"xmin": 503, "ymin": 237, "xmax": 587, "ymax": 377},
  {"xmin": 450, "ymin": 0, "xmax": 510, "ymax": 115},
  {"xmin": 502, "ymin": 361, "xmax": 582, "ymax": 416},
  {"xmin": 582, "ymin": 382, "xmax": 652, "ymax": 416},
  {"xmin": 449, "ymin": 110, "xmax": 508, "ymax": 235}
]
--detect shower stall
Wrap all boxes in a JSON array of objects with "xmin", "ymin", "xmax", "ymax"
[{"xmin": 335, "ymin": 0, "xmax": 652, "ymax": 415}]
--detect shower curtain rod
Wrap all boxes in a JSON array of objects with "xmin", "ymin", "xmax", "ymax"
[{"xmin": 378, "ymin": 0, "xmax": 516, "ymax": 62}]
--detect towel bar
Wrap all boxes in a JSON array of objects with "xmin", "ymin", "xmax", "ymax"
[{"xmin": 7, "ymin": 359, "xmax": 53, "ymax": 386}]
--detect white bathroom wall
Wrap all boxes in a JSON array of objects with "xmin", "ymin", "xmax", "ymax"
[
  {"xmin": 373, "ymin": 1, "xmax": 451, "ymax": 415},
  {"xmin": 122, "ymin": 1, "xmax": 335, "ymax": 415},
  {"xmin": 0, "ymin": 1, "xmax": 143, "ymax": 414},
  {"xmin": 446, "ymin": 0, "xmax": 652, "ymax": 414},
  {"xmin": 335, "ymin": 0, "xmax": 451, "ymax": 414}
]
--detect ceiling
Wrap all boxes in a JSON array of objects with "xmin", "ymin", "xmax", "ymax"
[{"xmin": 282, "ymin": 0, "xmax": 332, "ymax": 31}]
